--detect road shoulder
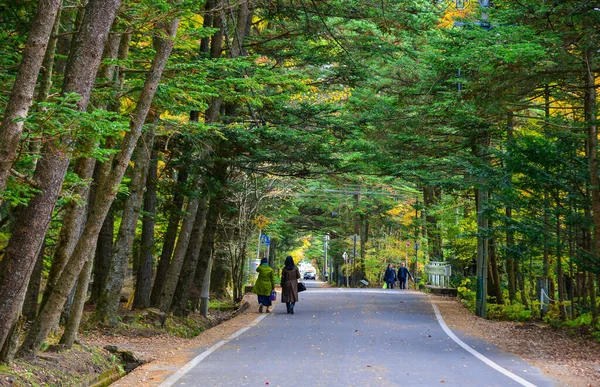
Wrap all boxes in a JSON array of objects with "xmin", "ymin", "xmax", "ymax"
[{"xmin": 429, "ymin": 294, "xmax": 600, "ymax": 387}]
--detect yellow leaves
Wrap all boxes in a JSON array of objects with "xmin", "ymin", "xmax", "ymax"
[
  {"xmin": 160, "ymin": 110, "xmax": 187, "ymax": 123},
  {"xmin": 292, "ymin": 86, "xmax": 354, "ymax": 104}
]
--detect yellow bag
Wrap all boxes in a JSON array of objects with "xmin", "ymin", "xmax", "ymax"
[{"xmin": 383, "ymin": 282, "xmax": 387, "ymax": 289}]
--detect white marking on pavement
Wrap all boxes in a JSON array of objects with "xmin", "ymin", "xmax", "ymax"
[
  {"xmin": 431, "ymin": 303, "xmax": 537, "ymax": 387},
  {"xmin": 158, "ymin": 314, "xmax": 268, "ymax": 387}
]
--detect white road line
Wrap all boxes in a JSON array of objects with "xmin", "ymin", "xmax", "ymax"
[
  {"xmin": 431, "ymin": 303, "xmax": 537, "ymax": 387},
  {"xmin": 158, "ymin": 314, "xmax": 268, "ymax": 387}
]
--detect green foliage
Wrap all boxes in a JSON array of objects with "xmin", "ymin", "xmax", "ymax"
[
  {"xmin": 487, "ymin": 303, "xmax": 533, "ymax": 322},
  {"xmin": 457, "ymin": 278, "xmax": 475, "ymax": 301}
]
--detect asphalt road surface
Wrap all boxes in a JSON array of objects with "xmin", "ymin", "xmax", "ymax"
[{"xmin": 160, "ymin": 281, "xmax": 555, "ymax": 387}]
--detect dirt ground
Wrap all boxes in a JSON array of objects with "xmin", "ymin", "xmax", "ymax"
[{"xmin": 429, "ymin": 294, "xmax": 600, "ymax": 387}]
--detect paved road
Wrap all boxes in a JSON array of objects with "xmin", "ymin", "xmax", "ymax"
[{"xmin": 161, "ymin": 281, "xmax": 556, "ymax": 387}]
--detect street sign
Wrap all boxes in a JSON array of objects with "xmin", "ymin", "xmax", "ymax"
[
  {"xmin": 260, "ymin": 234, "xmax": 270, "ymax": 246},
  {"xmin": 425, "ymin": 264, "xmax": 452, "ymax": 277},
  {"xmin": 253, "ymin": 215, "xmax": 268, "ymax": 229},
  {"xmin": 342, "ymin": 252, "xmax": 348, "ymax": 261},
  {"xmin": 350, "ymin": 235, "xmax": 360, "ymax": 242}
]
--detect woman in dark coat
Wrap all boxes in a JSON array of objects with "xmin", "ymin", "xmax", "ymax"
[
  {"xmin": 281, "ymin": 256, "xmax": 300, "ymax": 314},
  {"xmin": 384, "ymin": 263, "xmax": 396, "ymax": 289}
]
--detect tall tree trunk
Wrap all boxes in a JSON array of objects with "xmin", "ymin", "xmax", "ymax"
[
  {"xmin": 54, "ymin": 4, "xmax": 78, "ymax": 75},
  {"xmin": 59, "ymin": 253, "xmax": 93, "ymax": 348},
  {"xmin": 200, "ymin": 0, "xmax": 215, "ymax": 54},
  {"xmin": 0, "ymin": 0, "xmax": 63, "ymax": 193},
  {"xmin": 476, "ymin": 187, "xmax": 489, "ymax": 318},
  {"xmin": 36, "ymin": 4, "xmax": 62, "ymax": 104},
  {"xmin": 157, "ymin": 180, "xmax": 203, "ymax": 313},
  {"xmin": 505, "ymin": 112, "xmax": 517, "ymax": 303},
  {"xmin": 132, "ymin": 146, "xmax": 159, "ymax": 310},
  {"xmin": 518, "ymin": 260, "xmax": 529, "ymax": 309},
  {"xmin": 90, "ymin": 197, "xmax": 114, "ymax": 303},
  {"xmin": 94, "ymin": 130, "xmax": 156, "ymax": 323},
  {"xmin": 41, "ymin": 156, "xmax": 95, "ymax": 310},
  {"xmin": 150, "ymin": 168, "xmax": 188, "ymax": 307},
  {"xmin": 16, "ymin": 16, "xmax": 179, "ymax": 358},
  {"xmin": 488, "ymin": 218, "xmax": 503, "ymax": 304},
  {"xmin": 423, "ymin": 186, "xmax": 443, "ymax": 261},
  {"xmin": 0, "ymin": 0, "xmax": 122, "ymax": 354},
  {"xmin": 584, "ymin": 44, "xmax": 600, "ymax": 323},
  {"xmin": 191, "ymin": 194, "xmax": 221, "ymax": 309},
  {"xmin": 556, "ymin": 210, "xmax": 566, "ymax": 321},
  {"xmin": 171, "ymin": 197, "xmax": 209, "ymax": 317},
  {"xmin": 22, "ymin": 241, "xmax": 46, "ymax": 322}
]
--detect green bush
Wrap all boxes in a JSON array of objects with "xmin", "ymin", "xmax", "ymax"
[{"xmin": 487, "ymin": 302, "xmax": 533, "ymax": 321}]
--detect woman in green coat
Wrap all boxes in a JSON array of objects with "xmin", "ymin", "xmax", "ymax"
[{"xmin": 253, "ymin": 257, "xmax": 275, "ymax": 313}]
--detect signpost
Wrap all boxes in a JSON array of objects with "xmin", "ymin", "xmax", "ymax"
[
  {"xmin": 414, "ymin": 241, "xmax": 420, "ymax": 284},
  {"xmin": 251, "ymin": 215, "xmax": 269, "ymax": 284},
  {"xmin": 323, "ymin": 234, "xmax": 330, "ymax": 283},
  {"xmin": 342, "ymin": 251, "xmax": 348, "ymax": 287}
]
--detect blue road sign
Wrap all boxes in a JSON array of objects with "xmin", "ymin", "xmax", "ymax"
[{"xmin": 260, "ymin": 234, "xmax": 270, "ymax": 246}]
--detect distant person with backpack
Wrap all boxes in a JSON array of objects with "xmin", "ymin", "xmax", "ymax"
[
  {"xmin": 384, "ymin": 264, "xmax": 396, "ymax": 289},
  {"xmin": 397, "ymin": 262, "xmax": 413, "ymax": 290}
]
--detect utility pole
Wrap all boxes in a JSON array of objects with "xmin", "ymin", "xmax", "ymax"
[
  {"xmin": 342, "ymin": 252, "xmax": 348, "ymax": 287},
  {"xmin": 323, "ymin": 233, "xmax": 329, "ymax": 282},
  {"xmin": 414, "ymin": 241, "xmax": 420, "ymax": 285}
]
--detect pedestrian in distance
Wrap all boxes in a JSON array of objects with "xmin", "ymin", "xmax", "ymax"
[
  {"xmin": 254, "ymin": 257, "xmax": 275, "ymax": 313},
  {"xmin": 281, "ymin": 255, "xmax": 301, "ymax": 314},
  {"xmin": 397, "ymin": 262, "xmax": 413, "ymax": 290},
  {"xmin": 384, "ymin": 263, "xmax": 396, "ymax": 289}
]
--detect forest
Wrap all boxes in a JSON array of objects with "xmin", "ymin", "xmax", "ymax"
[{"xmin": 0, "ymin": 0, "xmax": 599, "ymax": 367}]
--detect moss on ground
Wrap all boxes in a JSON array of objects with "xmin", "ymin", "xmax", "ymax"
[{"xmin": 0, "ymin": 344, "xmax": 120, "ymax": 387}]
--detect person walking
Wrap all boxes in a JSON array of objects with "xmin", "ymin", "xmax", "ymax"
[
  {"xmin": 253, "ymin": 257, "xmax": 275, "ymax": 313},
  {"xmin": 397, "ymin": 262, "xmax": 413, "ymax": 290},
  {"xmin": 281, "ymin": 255, "xmax": 300, "ymax": 314},
  {"xmin": 384, "ymin": 263, "xmax": 396, "ymax": 289}
]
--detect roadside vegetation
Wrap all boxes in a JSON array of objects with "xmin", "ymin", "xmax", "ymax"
[{"xmin": 0, "ymin": 0, "xmax": 599, "ymax": 383}]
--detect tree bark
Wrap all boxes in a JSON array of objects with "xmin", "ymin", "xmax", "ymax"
[
  {"xmin": 0, "ymin": 0, "xmax": 122, "ymax": 354},
  {"xmin": 584, "ymin": 45, "xmax": 600, "ymax": 321},
  {"xmin": 36, "ymin": 4, "xmax": 62, "ymax": 104},
  {"xmin": 59, "ymin": 253, "xmax": 94, "ymax": 348},
  {"xmin": 16, "ymin": 15, "xmax": 179, "ymax": 358},
  {"xmin": 157, "ymin": 180, "xmax": 203, "ymax": 313},
  {"xmin": 90, "ymin": 193, "xmax": 114, "ymax": 303},
  {"xmin": 190, "ymin": 197, "xmax": 221, "ymax": 309},
  {"xmin": 22, "ymin": 241, "xmax": 45, "ymax": 322},
  {"xmin": 41, "ymin": 156, "xmax": 95, "ymax": 310},
  {"xmin": 150, "ymin": 168, "xmax": 188, "ymax": 307},
  {"xmin": 423, "ymin": 186, "xmax": 443, "ymax": 261},
  {"xmin": 556, "ymin": 210, "xmax": 566, "ymax": 321},
  {"xmin": 0, "ymin": 0, "xmax": 63, "ymax": 193},
  {"xmin": 171, "ymin": 197, "xmax": 208, "ymax": 317},
  {"xmin": 132, "ymin": 146, "xmax": 159, "ymax": 310},
  {"xmin": 94, "ymin": 130, "xmax": 156, "ymax": 323},
  {"xmin": 488, "ymin": 222, "xmax": 504, "ymax": 304},
  {"xmin": 505, "ymin": 112, "xmax": 517, "ymax": 303}
]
